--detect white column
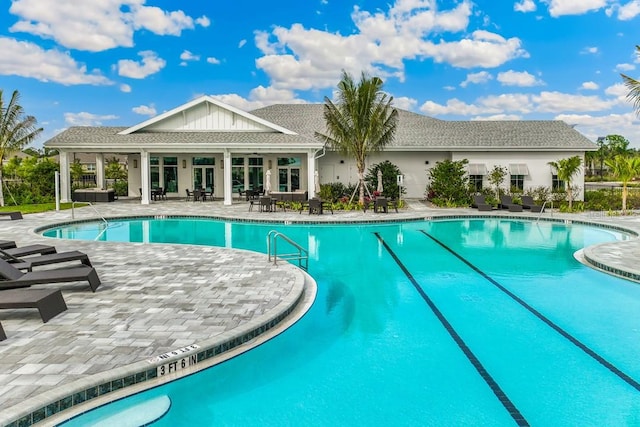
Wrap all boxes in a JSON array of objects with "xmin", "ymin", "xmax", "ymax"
[
  {"xmin": 59, "ymin": 151, "xmax": 71, "ymax": 203},
  {"xmin": 223, "ymin": 150, "xmax": 232, "ymax": 205},
  {"xmin": 307, "ymin": 151, "xmax": 316, "ymax": 198},
  {"xmin": 140, "ymin": 151, "xmax": 150, "ymax": 205},
  {"xmin": 95, "ymin": 153, "xmax": 105, "ymax": 189}
]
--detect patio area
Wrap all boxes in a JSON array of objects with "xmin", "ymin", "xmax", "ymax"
[{"xmin": 1, "ymin": 198, "xmax": 640, "ymax": 426}]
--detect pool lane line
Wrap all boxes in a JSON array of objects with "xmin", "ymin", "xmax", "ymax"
[
  {"xmin": 373, "ymin": 232, "xmax": 529, "ymax": 427},
  {"xmin": 419, "ymin": 229, "xmax": 640, "ymax": 394}
]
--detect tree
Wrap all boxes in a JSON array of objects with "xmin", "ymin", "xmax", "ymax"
[
  {"xmin": 70, "ymin": 159, "xmax": 84, "ymax": 188},
  {"xmin": 605, "ymin": 155, "xmax": 640, "ymax": 213},
  {"xmin": 548, "ymin": 155, "xmax": 582, "ymax": 211},
  {"xmin": 427, "ymin": 159, "xmax": 469, "ymax": 207},
  {"xmin": 0, "ymin": 90, "xmax": 43, "ymax": 206},
  {"xmin": 622, "ymin": 45, "xmax": 640, "ymax": 117},
  {"xmin": 315, "ymin": 71, "xmax": 399, "ymax": 204},
  {"xmin": 605, "ymin": 134, "xmax": 631, "ymax": 157},
  {"xmin": 487, "ymin": 165, "xmax": 508, "ymax": 199},
  {"xmin": 364, "ymin": 160, "xmax": 405, "ymax": 200}
]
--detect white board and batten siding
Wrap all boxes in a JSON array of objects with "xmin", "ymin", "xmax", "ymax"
[{"xmin": 145, "ymin": 102, "xmax": 274, "ymax": 132}]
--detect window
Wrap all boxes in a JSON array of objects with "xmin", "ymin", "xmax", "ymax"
[
  {"xmin": 248, "ymin": 157, "xmax": 263, "ymax": 190},
  {"xmin": 163, "ymin": 157, "xmax": 178, "ymax": 192},
  {"xmin": 469, "ymin": 175, "xmax": 483, "ymax": 192},
  {"xmin": 510, "ymin": 175, "xmax": 525, "ymax": 191},
  {"xmin": 278, "ymin": 157, "xmax": 301, "ymax": 191},
  {"xmin": 232, "ymin": 157, "xmax": 245, "ymax": 193},
  {"xmin": 552, "ymin": 174, "xmax": 565, "ymax": 191},
  {"xmin": 193, "ymin": 157, "xmax": 215, "ymax": 166},
  {"xmin": 150, "ymin": 156, "xmax": 160, "ymax": 189}
]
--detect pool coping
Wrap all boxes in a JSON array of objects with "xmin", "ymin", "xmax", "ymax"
[{"xmin": 5, "ymin": 211, "xmax": 640, "ymax": 426}]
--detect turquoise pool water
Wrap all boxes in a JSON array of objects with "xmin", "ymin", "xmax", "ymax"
[{"xmin": 43, "ymin": 218, "xmax": 640, "ymax": 426}]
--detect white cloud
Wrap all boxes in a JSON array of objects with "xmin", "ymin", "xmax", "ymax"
[
  {"xmin": 132, "ymin": 104, "xmax": 157, "ymax": 116},
  {"xmin": 64, "ymin": 112, "xmax": 118, "ymax": 126},
  {"xmin": 460, "ymin": 71, "xmax": 493, "ymax": 87},
  {"xmin": 606, "ymin": 82, "xmax": 630, "ymax": 98},
  {"xmin": 496, "ymin": 70, "xmax": 543, "ymax": 86},
  {"xmin": 8, "ymin": 0, "xmax": 209, "ymax": 52},
  {"xmin": 556, "ymin": 112, "xmax": 640, "ymax": 146},
  {"xmin": 120, "ymin": 83, "xmax": 131, "ymax": 93},
  {"xmin": 206, "ymin": 57, "xmax": 221, "ymax": 65},
  {"xmin": 581, "ymin": 46, "xmax": 599, "ymax": 55},
  {"xmin": 472, "ymin": 114, "xmax": 522, "ymax": 120},
  {"xmin": 580, "ymin": 81, "xmax": 599, "ymax": 90},
  {"xmin": 514, "ymin": 0, "xmax": 537, "ymax": 12},
  {"xmin": 195, "ymin": 16, "xmax": 211, "ymax": 27},
  {"xmin": 0, "ymin": 37, "xmax": 111, "ymax": 85},
  {"xmin": 617, "ymin": 0, "xmax": 640, "ymax": 20},
  {"xmin": 616, "ymin": 63, "xmax": 636, "ymax": 72},
  {"xmin": 393, "ymin": 96, "xmax": 418, "ymax": 111},
  {"xmin": 546, "ymin": 0, "xmax": 608, "ymax": 17},
  {"xmin": 532, "ymin": 91, "xmax": 615, "ymax": 113},
  {"xmin": 255, "ymin": 1, "xmax": 527, "ymax": 93},
  {"xmin": 117, "ymin": 51, "xmax": 166, "ymax": 79},
  {"xmin": 214, "ymin": 86, "xmax": 307, "ymax": 111},
  {"xmin": 238, "ymin": 39, "xmax": 247, "ymax": 48},
  {"xmin": 180, "ymin": 50, "xmax": 200, "ymax": 62}
]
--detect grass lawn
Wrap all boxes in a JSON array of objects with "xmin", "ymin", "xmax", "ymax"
[{"xmin": 0, "ymin": 202, "xmax": 87, "ymax": 214}]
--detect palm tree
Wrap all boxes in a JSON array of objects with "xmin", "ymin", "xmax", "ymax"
[
  {"xmin": 315, "ymin": 71, "xmax": 398, "ymax": 204},
  {"xmin": 548, "ymin": 155, "xmax": 582, "ymax": 211},
  {"xmin": 605, "ymin": 155, "xmax": 640, "ymax": 213},
  {"xmin": 622, "ymin": 45, "xmax": 640, "ymax": 116},
  {"xmin": 0, "ymin": 90, "xmax": 43, "ymax": 206}
]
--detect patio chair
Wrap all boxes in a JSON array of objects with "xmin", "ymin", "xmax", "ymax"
[
  {"xmin": 0, "ymin": 257, "xmax": 101, "ymax": 292},
  {"xmin": 499, "ymin": 195, "xmax": 523, "ymax": 212},
  {"xmin": 185, "ymin": 189, "xmax": 193, "ymax": 201},
  {"xmin": 0, "ymin": 211, "xmax": 23, "ymax": 220},
  {"xmin": 0, "ymin": 240, "xmax": 17, "ymax": 250},
  {"xmin": 471, "ymin": 195, "xmax": 493, "ymax": 211},
  {"xmin": 521, "ymin": 195, "xmax": 544, "ymax": 213},
  {"xmin": 0, "ymin": 288, "xmax": 68, "ymax": 323},
  {"xmin": 259, "ymin": 196, "xmax": 273, "ymax": 212},
  {"xmin": 1, "ymin": 244, "xmax": 57, "ymax": 258},
  {"xmin": 308, "ymin": 198, "xmax": 323, "ymax": 214},
  {"xmin": 0, "ymin": 249, "xmax": 92, "ymax": 272}
]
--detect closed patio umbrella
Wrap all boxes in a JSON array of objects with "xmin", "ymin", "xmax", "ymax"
[
  {"xmin": 314, "ymin": 170, "xmax": 320, "ymax": 194},
  {"xmin": 377, "ymin": 169, "xmax": 383, "ymax": 194},
  {"xmin": 265, "ymin": 169, "xmax": 272, "ymax": 193}
]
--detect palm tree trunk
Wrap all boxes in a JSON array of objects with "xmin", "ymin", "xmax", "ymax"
[{"xmin": 0, "ymin": 168, "xmax": 5, "ymax": 207}]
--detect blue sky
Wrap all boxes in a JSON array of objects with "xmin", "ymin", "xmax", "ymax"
[{"xmin": 1, "ymin": 0, "xmax": 640, "ymax": 148}]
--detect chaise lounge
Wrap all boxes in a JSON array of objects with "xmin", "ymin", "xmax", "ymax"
[
  {"xmin": 0, "ymin": 240, "xmax": 17, "ymax": 250},
  {"xmin": 0, "ymin": 248, "xmax": 92, "ymax": 272},
  {"xmin": 0, "ymin": 257, "xmax": 101, "ymax": 292},
  {"xmin": 1, "ymin": 244, "xmax": 57, "ymax": 258},
  {"xmin": 499, "ymin": 195, "xmax": 523, "ymax": 212},
  {"xmin": 0, "ymin": 288, "xmax": 68, "ymax": 323},
  {"xmin": 521, "ymin": 195, "xmax": 544, "ymax": 213},
  {"xmin": 472, "ymin": 195, "xmax": 493, "ymax": 211},
  {"xmin": 0, "ymin": 211, "xmax": 23, "ymax": 220}
]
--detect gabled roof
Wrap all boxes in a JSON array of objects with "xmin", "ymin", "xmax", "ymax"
[
  {"xmin": 251, "ymin": 104, "xmax": 597, "ymax": 151},
  {"xmin": 119, "ymin": 95, "xmax": 297, "ymax": 135}
]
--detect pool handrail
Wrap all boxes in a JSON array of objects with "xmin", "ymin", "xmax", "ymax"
[{"xmin": 267, "ymin": 230, "xmax": 308, "ymax": 270}]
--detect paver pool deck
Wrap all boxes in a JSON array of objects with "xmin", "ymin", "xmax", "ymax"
[{"xmin": 1, "ymin": 198, "xmax": 640, "ymax": 426}]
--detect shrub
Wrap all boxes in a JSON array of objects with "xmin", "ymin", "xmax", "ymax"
[
  {"xmin": 365, "ymin": 160, "xmax": 406, "ymax": 200},
  {"xmin": 427, "ymin": 159, "xmax": 470, "ymax": 207}
]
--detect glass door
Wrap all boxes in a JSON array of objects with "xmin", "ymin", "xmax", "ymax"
[{"xmin": 193, "ymin": 167, "xmax": 214, "ymax": 192}]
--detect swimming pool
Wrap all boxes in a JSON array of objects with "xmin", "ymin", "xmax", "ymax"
[{"xmin": 43, "ymin": 217, "xmax": 640, "ymax": 426}]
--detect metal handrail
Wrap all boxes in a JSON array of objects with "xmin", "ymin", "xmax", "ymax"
[
  {"xmin": 72, "ymin": 201, "xmax": 109, "ymax": 240},
  {"xmin": 535, "ymin": 201, "xmax": 551, "ymax": 223},
  {"xmin": 267, "ymin": 230, "xmax": 308, "ymax": 270}
]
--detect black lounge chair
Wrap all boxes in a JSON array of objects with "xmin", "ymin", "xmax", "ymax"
[
  {"xmin": 0, "ymin": 288, "xmax": 67, "ymax": 322},
  {"xmin": 472, "ymin": 195, "xmax": 493, "ymax": 211},
  {"xmin": 499, "ymin": 195, "xmax": 523, "ymax": 212},
  {"xmin": 1, "ymin": 244, "xmax": 57, "ymax": 258},
  {"xmin": 0, "ymin": 249, "xmax": 92, "ymax": 272},
  {"xmin": 0, "ymin": 211, "xmax": 23, "ymax": 220},
  {"xmin": 0, "ymin": 257, "xmax": 101, "ymax": 292},
  {"xmin": 0, "ymin": 240, "xmax": 17, "ymax": 249},
  {"xmin": 521, "ymin": 195, "xmax": 544, "ymax": 213}
]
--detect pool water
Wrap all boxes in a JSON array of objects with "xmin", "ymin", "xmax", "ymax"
[{"xmin": 45, "ymin": 218, "xmax": 640, "ymax": 426}]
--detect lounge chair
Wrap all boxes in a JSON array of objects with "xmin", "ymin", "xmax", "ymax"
[
  {"xmin": 0, "ymin": 249, "xmax": 92, "ymax": 272},
  {"xmin": 1, "ymin": 244, "xmax": 57, "ymax": 258},
  {"xmin": 0, "ymin": 320, "xmax": 5, "ymax": 340},
  {"xmin": 521, "ymin": 195, "xmax": 544, "ymax": 213},
  {"xmin": 0, "ymin": 240, "xmax": 17, "ymax": 249},
  {"xmin": 0, "ymin": 257, "xmax": 101, "ymax": 292},
  {"xmin": 472, "ymin": 195, "xmax": 493, "ymax": 211},
  {"xmin": 499, "ymin": 195, "xmax": 523, "ymax": 212},
  {"xmin": 0, "ymin": 211, "xmax": 23, "ymax": 220},
  {"xmin": 0, "ymin": 288, "xmax": 67, "ymax": 322}
]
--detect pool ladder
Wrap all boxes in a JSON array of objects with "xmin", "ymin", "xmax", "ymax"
[
  {"xmin": 71, "ymin": 201, "xmax": 110, "ymax": 240},
  {"xmin": 267, "ymin": 230, "xmax": 308, "ymax": 270}
]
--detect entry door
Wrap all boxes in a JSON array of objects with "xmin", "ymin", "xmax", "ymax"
[
  {"xmin": 193, "ymin": 167, "xmax": 214, "ymax": 192},
  {"xmin": 278, "ymin": 168, "xmax": 300, "ymax": 192}
]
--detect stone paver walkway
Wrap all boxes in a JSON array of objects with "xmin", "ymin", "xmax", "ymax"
[{"xmin": 1, "ymin": 197, "xmax": 639, "ymax": 426}]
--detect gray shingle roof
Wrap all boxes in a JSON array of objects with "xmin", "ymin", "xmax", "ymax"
[{"xmin": 46, "ymin": 104, "xmax": 597, "ymax": 152}]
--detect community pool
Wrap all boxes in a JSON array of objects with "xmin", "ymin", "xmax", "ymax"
[{"xmin": 43, "ymin": 218, "xmax": 640, "ymax": 426}]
